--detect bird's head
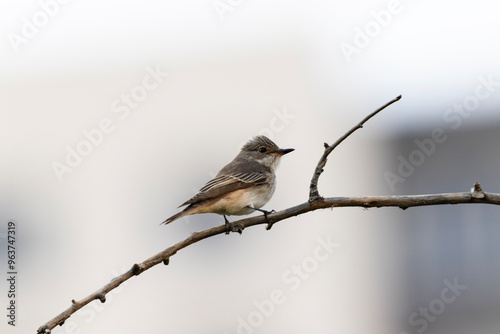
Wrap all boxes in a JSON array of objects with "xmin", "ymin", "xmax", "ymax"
[{"xmin": 240, "ymin": 136, "xmax": 294, "ymax": 170}]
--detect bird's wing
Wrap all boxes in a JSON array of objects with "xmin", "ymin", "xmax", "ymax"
[{"xmin": 179, "ymin": 172, "xmax": 267, "ymax": 207}]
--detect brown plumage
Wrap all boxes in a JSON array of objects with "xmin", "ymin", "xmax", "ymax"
[{"xmin": 162, "ymin": 136, "xmax": 293, "ymax": 226}]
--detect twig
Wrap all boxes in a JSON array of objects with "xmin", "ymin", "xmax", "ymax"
[{"xmin": 309, "ymin": 95, "xmax": 402, "ymax": 202}]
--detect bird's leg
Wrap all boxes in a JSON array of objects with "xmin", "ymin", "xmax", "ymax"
[
  {"xmin": 253, "ymin": 207, "xmax": 275, "ymax": 220},
  {"xmin": 224, "ymin": 215, "xmax": 231, "ymax": 235},
  {"xmin": 249, "ymin": 205, "xmax": 276, "ymax": 230}
]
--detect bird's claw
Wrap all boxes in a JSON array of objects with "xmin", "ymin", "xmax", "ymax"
[
  {"xmin": 224, "ymin": 215, "xmax": 243, "ymax": 235},
  {"xmin": 263, "ymin": 209, "xmax": 276, "ymax": 230}
]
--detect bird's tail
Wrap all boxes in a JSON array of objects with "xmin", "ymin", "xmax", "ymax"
[{"xmin": 161, "ymin": 210, "xmax": 189, "ymax": 225}]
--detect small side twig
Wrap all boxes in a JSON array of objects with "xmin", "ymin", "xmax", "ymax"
[{"xmin": 309, "ymin": 95, "xmax": 402, "ymax": 202}]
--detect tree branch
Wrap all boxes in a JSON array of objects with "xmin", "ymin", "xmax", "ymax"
[
  {"xmin": 37, "ymin": 96, "xmax": 497, "ymax": 334},
  {"xmin": 37, "ymin": 185, "xmax": 500, "ymax": 333},
  {"xmin": 309, "ymin": 95, "xmax": 402, "ymax": 202}
]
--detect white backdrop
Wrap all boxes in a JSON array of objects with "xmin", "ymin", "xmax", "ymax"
[{"xmin": 1, "ymin": 1, "xmax": 500, "ymax": 333}]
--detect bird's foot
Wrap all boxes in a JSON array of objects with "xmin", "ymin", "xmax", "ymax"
[
  {"xmin": 252, "ymin": 208, "xmax": 276, "ymax": 230},
  {"xmin": 223, "ymin": 215, "xmax": 244, "ymax": 235}
]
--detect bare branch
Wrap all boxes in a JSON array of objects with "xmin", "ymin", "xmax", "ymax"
[
  {"xmin": 37, "ymin": 183, "xmax": 500, "ymax": 333},
  {"xmin": 309, "ymin": 95, "xmax": 402, "ymax": 202}
]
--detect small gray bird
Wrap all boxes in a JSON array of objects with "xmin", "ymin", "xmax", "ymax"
[{"xmin": 162, "ymin": 136, "xmax": 294, "ymax": 232}]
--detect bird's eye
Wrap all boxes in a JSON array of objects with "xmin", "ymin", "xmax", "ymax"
[{"xmin": 258, "ymin": 147, "xmax": 267, "ymax": 153}]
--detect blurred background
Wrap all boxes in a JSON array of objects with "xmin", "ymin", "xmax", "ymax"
[{"xmin": 1, "ymin": 0, "xmax": 500, "ymax": 333}]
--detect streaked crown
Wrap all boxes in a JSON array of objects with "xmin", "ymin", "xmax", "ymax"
[{"xmin": 242, "ymin": 136, "xmax": 279, "ymax": 153}]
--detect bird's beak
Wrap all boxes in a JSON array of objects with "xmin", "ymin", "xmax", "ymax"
[{"xmin": 278, "ymin": 148, "xmax": 294, "ymax": 155}]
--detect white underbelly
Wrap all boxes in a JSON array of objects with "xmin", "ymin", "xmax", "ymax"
[{"xmin": 194, "ymin": 182, "xmax": 276, "ymax": 216}]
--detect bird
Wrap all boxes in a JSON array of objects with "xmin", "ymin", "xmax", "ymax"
[{"xmin": 162, "ymin": 135, "xmax": 294, "ymax": 233}]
